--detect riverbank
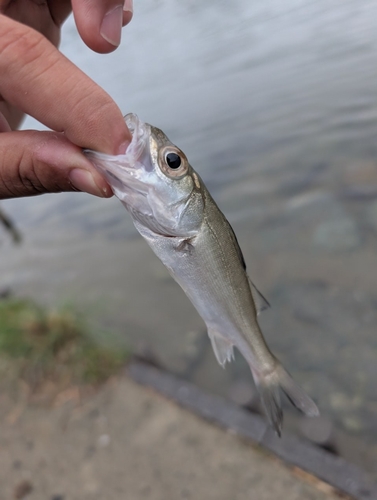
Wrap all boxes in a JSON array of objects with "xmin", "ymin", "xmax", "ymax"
[{"xmin": 1, "ymin": 366, "xmax": 342, "ymax": 500}]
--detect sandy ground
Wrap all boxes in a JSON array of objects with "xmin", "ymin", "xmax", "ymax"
[{"xmin": 0, "ymin": 375, "xmax": 339, "ymax": 500}]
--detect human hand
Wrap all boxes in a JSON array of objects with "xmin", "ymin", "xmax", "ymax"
[{"xmin": 0, "ymin": 0, "xmax": 134, "ymax": 199}]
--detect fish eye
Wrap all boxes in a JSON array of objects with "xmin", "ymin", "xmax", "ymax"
[
  {"xmin": 158, "ymin": 146, "xmax": 189, "ymax": 179},
  {"xmin": 165, "ymin": 152, "xmax": 182, "ymax": 169}
]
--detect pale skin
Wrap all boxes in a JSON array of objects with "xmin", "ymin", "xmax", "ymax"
[{"xmin": 0, "ymin": 0, "xmax": 134, "ymax": 199}]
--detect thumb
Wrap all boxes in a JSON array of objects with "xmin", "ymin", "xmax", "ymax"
[{"xmin": 0, "ymin": 130, "xmax": 113, "ymax": 199}]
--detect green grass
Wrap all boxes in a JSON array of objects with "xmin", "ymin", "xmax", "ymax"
[{"xmin": 0, "ymin": 298, "xmax": 129, "ymax": 391}]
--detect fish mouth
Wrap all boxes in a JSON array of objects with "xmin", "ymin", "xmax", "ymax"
[{"xmin": 83, "ymin": 113, "xmax": 151, "ymax": 199}]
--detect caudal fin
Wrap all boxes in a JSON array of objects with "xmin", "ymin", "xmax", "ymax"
[{"xmin": 254, "ymin": 363, "xmax": 319, "ymax": 436}]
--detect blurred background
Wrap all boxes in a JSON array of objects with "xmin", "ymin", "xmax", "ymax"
[{"xmin": 2, "ymin": 0, "xmax": 377, "ymax": 481}]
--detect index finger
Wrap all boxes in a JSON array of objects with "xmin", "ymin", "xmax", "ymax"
[{"xmin": 0, "ymin": 15, "xmax": 131, "ymax": 154}]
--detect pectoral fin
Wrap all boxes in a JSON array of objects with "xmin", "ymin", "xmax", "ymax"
[{"xmin": 208, "ymin": 330, "xmax": 234, "ymax": 367}]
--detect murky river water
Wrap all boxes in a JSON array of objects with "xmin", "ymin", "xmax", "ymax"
[{"xmin": 2, "ymin": 0, "xmax": 377, "ymax": 475}]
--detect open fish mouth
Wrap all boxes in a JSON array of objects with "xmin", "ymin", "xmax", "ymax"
[{"xmin": 83, "ymin": 113, "xmax": 150, "ymax": 199}]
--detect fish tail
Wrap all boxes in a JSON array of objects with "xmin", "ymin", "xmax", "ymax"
[{"xmin": 253, "ymin": 362, "xmax": 319, "ymax": 436}]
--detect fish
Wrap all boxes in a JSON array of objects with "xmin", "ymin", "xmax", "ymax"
[{"xmin": 84, "ymin": 113, "xmax": 319, "ymax": 434}]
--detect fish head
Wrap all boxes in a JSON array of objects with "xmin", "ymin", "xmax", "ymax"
[{"xmin": 84, "ymin": 113, "xmax": 204, "ymax": 237}]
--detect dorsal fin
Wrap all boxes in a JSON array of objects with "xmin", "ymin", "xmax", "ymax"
[
  {"xmin": 249, "ymin": 280, "xmax": 270, "ymax": 315},
  {"xmin": 228, "ymin": 224, "xmax": 247, "ymax": 270},
  {"xmin": 227, "ymin": 220, "xmax": 270, "ymax": 315}
]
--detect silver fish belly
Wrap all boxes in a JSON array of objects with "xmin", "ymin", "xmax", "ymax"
[{"xmin": 85, "ymin": 113, "xmax": 319, "ymax": 434}]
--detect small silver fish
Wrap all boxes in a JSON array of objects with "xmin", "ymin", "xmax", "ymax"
[{"xmin": 85, "ymin": 113, "xmax": 319, "ymax": 434}]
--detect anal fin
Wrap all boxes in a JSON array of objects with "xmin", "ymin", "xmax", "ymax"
[{"xmin": 208, "ymin": 330, "xmax": 234, "ymax": 368}]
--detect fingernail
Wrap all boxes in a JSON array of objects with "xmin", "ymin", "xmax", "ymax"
[
  {"xmin": 123, "ymin": 0, "xmax": 133, "ymax": 13},
  {"xmin": 100, "ymin": 5, "xmax": 123, "ymax": 47},
  {"xmin": 69, "ymin": 169, "xmax": 107, "ymax": 197},
  {"xmin": 0, "ymin": 111, "xmax": 11, "ymax": 133},
  {"xmin": 117, "ymin": 140, "xmax": 130, "ymax": 154}
]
